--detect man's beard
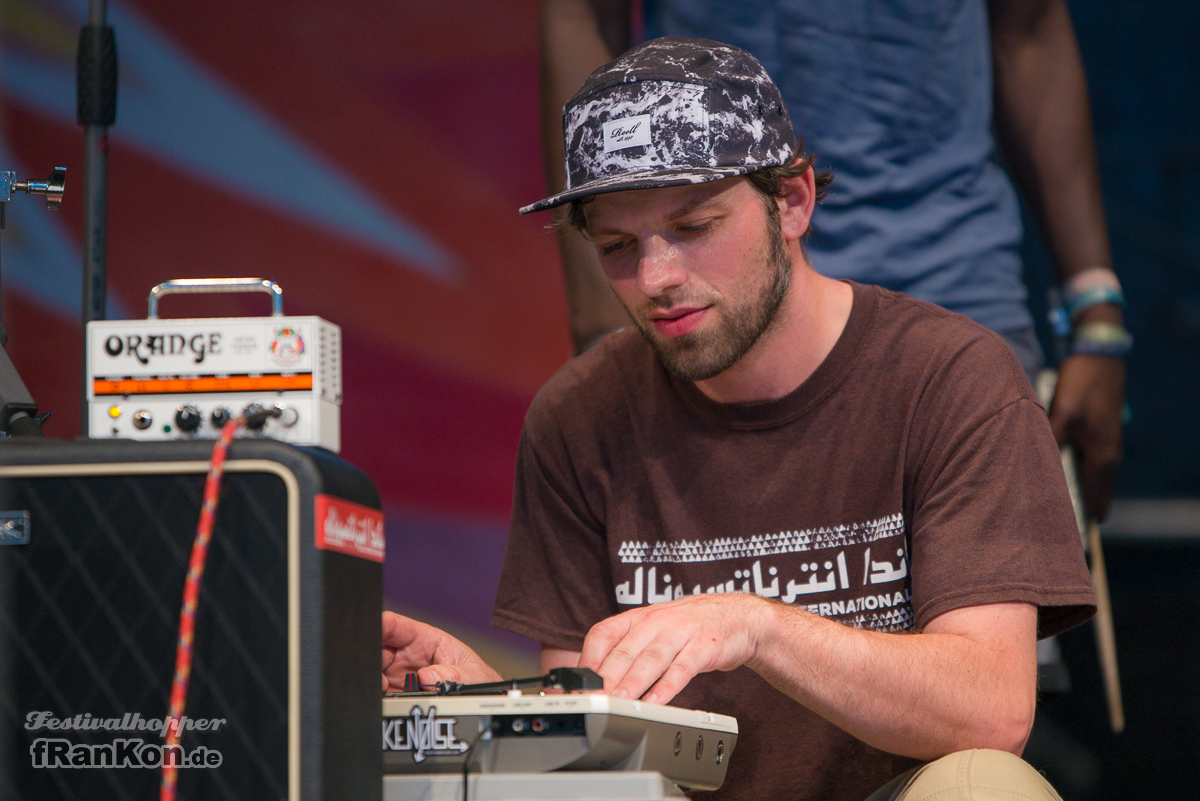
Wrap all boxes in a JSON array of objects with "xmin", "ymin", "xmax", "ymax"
[{"xmin": 627, "ymin": 208, "xmax": 793, "ymax": 383}]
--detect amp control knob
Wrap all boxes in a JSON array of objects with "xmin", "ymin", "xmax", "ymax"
[
  {"xmin": 210, "ymin": 407, "xmax": 231, "ymax": 427},
  {"xmin": 175, "ymin": 405, "xmax": 202, "ymax": 433},
  {"xmin": 242, "ymin": 403, "xmax": 269, "ymax": 430}
]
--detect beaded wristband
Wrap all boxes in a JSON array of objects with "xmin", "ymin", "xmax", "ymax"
[{"xmin": 1072, "ymin": 321, "xmax": 1133, "ymax": 357}]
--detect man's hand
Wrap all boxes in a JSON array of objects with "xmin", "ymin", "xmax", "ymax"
[
  {"xmin": 577, "ymin": 594, "xmax": 766, "ymax": 704},
  {"xmin": 381, "ymin": 611, "xmax": 502, "ymax": 692},
  {"xmin": 574, "ymin": 597, "xmax": 1036, "ymax": 760},
  {"xmin": 1049, "ymin": 353, "xmax": 1125, "ymax": 522}
]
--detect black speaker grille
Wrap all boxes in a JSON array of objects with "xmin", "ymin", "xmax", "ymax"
[{"xmin": 0, "ymin": 470, "xmax": 290, "ymax": 800}]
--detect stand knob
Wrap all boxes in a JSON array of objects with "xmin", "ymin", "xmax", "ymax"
[{"xmin": 13, "ymin": 167, "xmax": 67, "ymax": 210}]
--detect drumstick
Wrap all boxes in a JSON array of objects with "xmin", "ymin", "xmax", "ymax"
[
  {"xmin": 1086, "ymin": 518, "xmax": 1125, "ymax": 733},
  {"xmin": 1038, "ymin": 369, "xmax": 1124, "ymax": 734}
]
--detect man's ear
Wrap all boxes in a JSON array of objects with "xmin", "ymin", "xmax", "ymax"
[{"xmin": 776, "ymin": 166, "xmax": 817, "ymax": 242}]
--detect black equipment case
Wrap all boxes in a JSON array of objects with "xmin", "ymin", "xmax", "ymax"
[{"xmin": 0, "ymin": 438, "xmax": 382, "ymax": 801}]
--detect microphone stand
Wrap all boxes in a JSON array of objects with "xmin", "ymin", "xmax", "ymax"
[{"xmin": 77, "ymin": 0, "xmax": 118, "ymax": 436}]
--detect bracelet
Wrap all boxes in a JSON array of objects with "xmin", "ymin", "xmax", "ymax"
[
  {"xmin": 1072, "ymin": 322, "xmax": 1132, "ymax": 357},
  {"xmin": 1065, "ymin": 285, "xmax": 1124, "ymax": 319},
  {"xmin": 1063, "ymin": 268, "xmax": 1124, "ymax": 319},
  {"xmin": 1064, "ymin": 267, "xmax": 1122, "ymax": 298}
]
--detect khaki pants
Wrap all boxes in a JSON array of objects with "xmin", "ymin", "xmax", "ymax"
[{"xmin": 865, "ymin": 750, "xmax": 1063, "ymax": 801}]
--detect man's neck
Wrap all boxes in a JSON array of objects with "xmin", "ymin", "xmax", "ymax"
[{"xmin": 692, "ymin": 262, "xmax": 854, "ymax": 405}]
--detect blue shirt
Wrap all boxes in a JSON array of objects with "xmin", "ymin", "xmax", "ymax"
[{"xmin": 647, "ymin": 0, "xmax": 1032, "ymax": 333}]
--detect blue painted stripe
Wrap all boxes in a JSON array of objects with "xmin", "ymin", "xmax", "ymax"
[{"xmin": 2, "ymin": 0, "xmax": 460, "ymax": 283}]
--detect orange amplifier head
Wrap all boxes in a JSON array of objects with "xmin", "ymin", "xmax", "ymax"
[{"xmin": 85, "ymin": 278, "xmax": 341, "ymax": 451}]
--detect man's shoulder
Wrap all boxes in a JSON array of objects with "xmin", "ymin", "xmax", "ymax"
[{"xmin": 861, "ymin": 283, "xmax": 1038, "ymax": 408}]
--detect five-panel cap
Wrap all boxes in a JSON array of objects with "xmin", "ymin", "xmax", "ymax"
[{"xmin": 520, "ymin": 37, "xmax": 798, "ymax": 215}]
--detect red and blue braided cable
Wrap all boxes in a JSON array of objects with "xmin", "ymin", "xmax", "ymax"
[{"xmin": 160, "ymin": 417, "xmax": 241, "ymax": 801}]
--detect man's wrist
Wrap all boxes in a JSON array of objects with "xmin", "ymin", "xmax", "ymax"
[
  {"xmin": 744, "ymin": 595, "xmax": 823, "ymax": 676},
  {"xmin": 1071, "ymin": 301, "xmax": 1123, "ymax": 327},
  {"xmin": 1072, "ymin": 321, "xmax": 1133, "ymax": 358},
  {"xmin": 1052, "ymin": 269, "xmax": 1130, "ymax": 358},
  {"xmin": 744, "ymin": 595, "xmax": 785, "ymax": 672}
]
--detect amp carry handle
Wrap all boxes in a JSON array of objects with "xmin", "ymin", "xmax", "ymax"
[{"xmin": 147, "ymin": 278, "xmax": 285, "ymax": 319}]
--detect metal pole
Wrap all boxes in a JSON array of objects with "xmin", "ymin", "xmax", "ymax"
[{"xmin": 77, "ymin": 0, "xmax": 117, "ymax": 436}]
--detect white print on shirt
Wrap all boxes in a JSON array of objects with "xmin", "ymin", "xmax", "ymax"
[
  {"xmin": 863, "ymin": 547, "xmax": 908, "ymax": 584},
  {"xmin": 612, "ymin": 513, "xmax": 913, "ymax": 632},
  {"xmin": 616, "ymin": 513, "xmax": 904, "ymax": 563},
  {"xmin": 615, "ymin": 547, "xmax": 904, "ymax": 605}
]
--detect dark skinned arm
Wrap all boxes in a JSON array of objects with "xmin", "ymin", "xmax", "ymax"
[
  {"xmin": 990, "ymin": 0, "xmax": 1125, "ymax": 521},
  {"xmin": 540, "ymin": 0, "xmax": 632, "ymax": 353}
]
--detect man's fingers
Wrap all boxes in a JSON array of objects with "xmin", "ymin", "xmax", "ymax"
[
  {"xmin": 382, "ymin": 611, "xmax": 443, "ymax": 666},
  {"xmin": 1080, "ymin": 453, "xmax": 1120, "ymax": 523},
  {"xmin": 608, "ymin": 634, "xmax": 692, "ymax": 702},
  {"xmin": 382, "ymin": 664, "xmax": 464, "ymax": 692},
  {"xmin": 583, "ymin": 611, "xmax": 676, "ymax": 696},
  {"xmin": 1046, "ymin": 400, "xmax": 1072, "ymax": 446},
  {"xmin": 382, "ymin": 611, "xmax": 420, "ymax": 649},
  {"xmin": 578, "ymin": 612, "xmax": 636, "ymax": 672},
  {"xmin": 641, "ymin": 640, "xmax": 709, "ymax": 705},
  {"xmin": 417, "ymin": 665, "xmax": 465, "ymax": 687}
]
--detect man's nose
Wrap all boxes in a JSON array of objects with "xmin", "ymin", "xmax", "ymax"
[{"xmin": 636, "ymin": 238, "xmax": 687, "ymax": 298}]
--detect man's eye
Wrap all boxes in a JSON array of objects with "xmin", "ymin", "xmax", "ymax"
[
  {"xmin": 600, "ymin": 240, "xmax": 628, "ymax": 256},
  {"xmin": 678, "ymin": 221, "xmax": 712, "ymax": 235}
]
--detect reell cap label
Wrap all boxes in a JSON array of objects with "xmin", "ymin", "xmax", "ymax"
[{"xmin": 603, "ymin": 114, "xmax": 652, "ymax": 153}]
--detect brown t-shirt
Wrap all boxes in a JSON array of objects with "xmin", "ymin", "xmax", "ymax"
[{"xmin": 493, "ymin": 282, "xmax": 1095, "ymax": 801}]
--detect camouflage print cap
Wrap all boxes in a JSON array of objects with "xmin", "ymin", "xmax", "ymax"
[{"xmin": 520, "ymin": 37, "xmax": 797, "ymax": 215}]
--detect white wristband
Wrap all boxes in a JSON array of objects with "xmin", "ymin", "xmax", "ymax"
[{"xmin": 1064, "ymin": 267, "xmax": 1121, "ymax": 302}]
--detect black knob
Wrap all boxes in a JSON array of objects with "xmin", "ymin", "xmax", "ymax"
[
  {"xmin": 175, "ymin": 405, "xmax": 202, "ymax": 433},
  {"xmin": 242, "ymin": 403, "xmax": 269, "ymax": 430},
  {"xmin": 210, "ymin": 407, "xmax": 231, "ymax": 427}
]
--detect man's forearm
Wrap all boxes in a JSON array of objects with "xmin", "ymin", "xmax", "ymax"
[
  {"xmin": 990, "ymin": 0, "xmax": 1116, "ymax": 300},
  {"xmin": 990, "ymin": 0, "xmax": 1126, "ymax": 521},
  {"xmin": 749, "ymin": 600, "xmax": 1037, "ymax": 760}
]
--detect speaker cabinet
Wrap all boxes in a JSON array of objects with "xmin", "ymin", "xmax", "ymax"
[{"xmin": 0, "ymin": 438, "xmax": 382, "ymax": 800}]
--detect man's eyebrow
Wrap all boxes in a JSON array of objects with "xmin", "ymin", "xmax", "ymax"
[
  {"xmin": 587, "ymin": 192, "xmax": 726, "ymax": 236},
  {"xmin": 665, "ymin": 194, "xmax": 724, "ymax": 221}
]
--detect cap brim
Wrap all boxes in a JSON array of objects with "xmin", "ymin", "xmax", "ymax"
[{"xmin": 518, "ymin": 165, "xmax": 766, "ymax": 215}]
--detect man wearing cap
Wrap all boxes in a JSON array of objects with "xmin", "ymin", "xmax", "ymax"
[{"xmin": 383, "ymin": 38, "xmax": 1095, "ymax": 801}]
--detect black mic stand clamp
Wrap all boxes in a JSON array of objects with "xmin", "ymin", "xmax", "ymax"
[{"xmin": 0, "ymin": 167, "xmax": 67, "ymax": 437}]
